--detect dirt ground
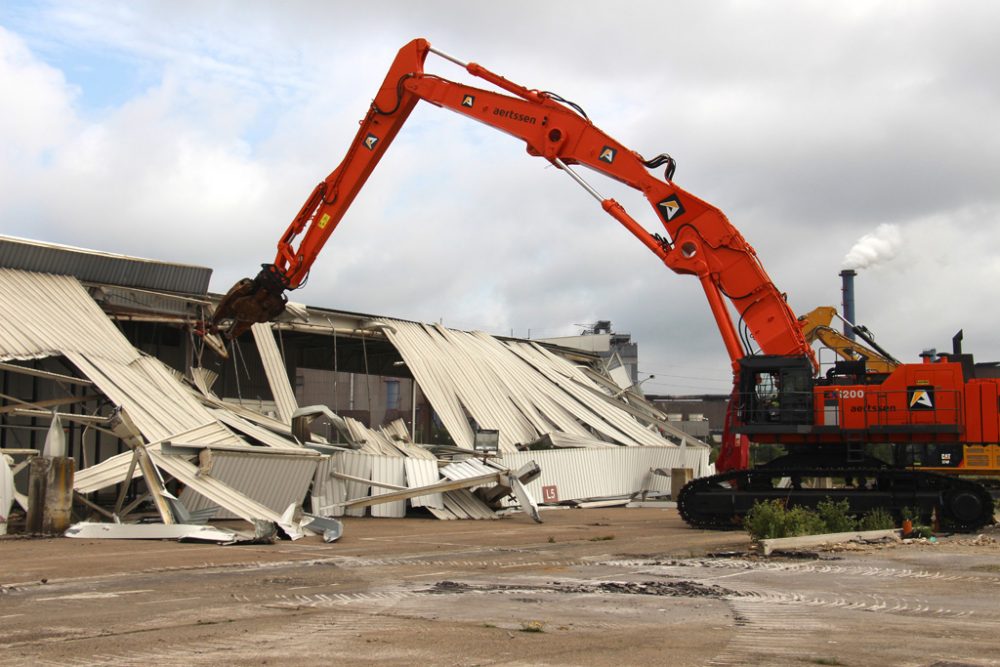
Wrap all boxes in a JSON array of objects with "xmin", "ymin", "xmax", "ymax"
[{"xmin": 1, "ymin": 507, "xmax": 999, "ymax": 666}]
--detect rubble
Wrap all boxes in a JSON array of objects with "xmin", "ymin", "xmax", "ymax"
[{"xmin": 0, "ymin": 240, "xmax": 707, "ymax": 543}]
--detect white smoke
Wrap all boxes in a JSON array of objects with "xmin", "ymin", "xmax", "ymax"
[{"xmin": 842, "ymin": 223, "xmax": 902, "ymax": 270}]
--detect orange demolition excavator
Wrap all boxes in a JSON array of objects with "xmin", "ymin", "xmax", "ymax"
[{"xmin": 212, "ymin": 39, "xmax": 995, "ymax": 530}]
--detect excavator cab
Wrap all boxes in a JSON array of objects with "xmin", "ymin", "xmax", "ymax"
[{"xmin": 737, "ymin": 356, "xmax": 814, "ymax": 429}]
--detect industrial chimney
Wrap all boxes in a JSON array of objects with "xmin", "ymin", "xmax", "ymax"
[{"xmin": 839, "ymin": 269, "xmax": 857, "ymax": 341}]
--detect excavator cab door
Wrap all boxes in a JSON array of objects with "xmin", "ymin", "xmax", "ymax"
[{"xmin": 738, "ymin": 356, "xmax": 815, "ymax": 427}]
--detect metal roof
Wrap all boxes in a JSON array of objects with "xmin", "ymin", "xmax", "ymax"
[{"xmin": 0, "ymin": 235, "xmax": 212, "ymax": 295}]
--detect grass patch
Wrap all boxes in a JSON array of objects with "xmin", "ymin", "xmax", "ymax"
[
  {"xmin": 588, "ymin": 535, "xmax": 615, "ymax": 541},
  {"xmin": 857, "ymin": 507, "xmax": 894, "ymax": 531},
  {"xmin": 810, "ymin": 658, "xmax": 845, "ymax": 666},
  {"xmin": 745, "ymin": 498, "xmax": 897, "ymax": 540}
]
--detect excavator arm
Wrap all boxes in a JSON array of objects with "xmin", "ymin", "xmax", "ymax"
[
  {"xmin": 799, "ymin": 306, "xmax": 899, "ymax": 373},
  {"xmin": 211, "ymin": 38, "xmax": 815, "ymax": 377}
]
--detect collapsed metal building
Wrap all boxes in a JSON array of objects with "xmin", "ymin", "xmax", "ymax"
[{"xmin": 0, "ymin": 235, "xmax": 708, "ymax": 538}]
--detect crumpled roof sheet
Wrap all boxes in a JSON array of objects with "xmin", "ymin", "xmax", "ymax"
[
  {"xmin": 251, "ymin": 323, "xmax": 299, "ymax": 424},
  {"xmin": 179, "ymin": 449, "xmax": 320, "ymax": 519},
  {"xmin": 0, "ymin": 269, "xmax": 137, "ymax": 364},
  {"xmin": 383, "ymin": 320, "xmax": 682, "ymax": 452},
  {"xmin": 0, "ymin": 269, "xmax": 245, "ymax": 446}
]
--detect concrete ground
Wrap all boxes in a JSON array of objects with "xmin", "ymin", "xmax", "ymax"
[{"xmin": 1, "ymin": 507, "xmax": 998, "ymax": 666}]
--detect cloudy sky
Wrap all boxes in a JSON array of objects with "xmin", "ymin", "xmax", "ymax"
[{"xmin": 2, "ymin": 1, "xmax": 998, "ymax": 394}]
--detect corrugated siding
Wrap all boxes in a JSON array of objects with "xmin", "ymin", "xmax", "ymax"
[
  {"xmin": 151, "ymin": 451, "xmax": 283, "ymax": 523},
  {"xmin": 442, "ymin": 489, "xmax": 496, "ymax": 520},
  {"xmin": 73, "ymin": 422, "xmax": 239, "ymax": 493},
  {"xmin": 311, "ymin": 456, "xmax": 345, "ymax": 516},
  {"xmin": 382, "ymin": 319, "xmax": 688, "ymax": 452},
  {"xmin": 251, "ymin": 324, "xmax": 298, "ymax": 424},
  {"xmin": 498, "ymin": 447, "xmax": 709, "ymax": 502},
  {"xmin": 0, "ymin": 236, "xmax": 211, "ymax": 294},
  {"xmin": 370, "ymin": 456, "xmax": 406, "ymax": 518},
  {"xmin": 403, "ymin": 458, "xmax": 443, "ymax": 509},
  {"xmin": 68, "ymin": 352, "xmax": 241, "ymax": 445},
  {"xmin": 336, "ymin": 451, "xmax": 374, "ymax": 517},
  {"xmin": 0, "ymin": 269, "xmax": 242, "ymax": 446},
  {"xmin": 0, "ymin": 270, "xmax": 138, "ymax": 364},
  {"xmin": 180, "ymin": 451, "xmax": 319, "ymax": 519}
]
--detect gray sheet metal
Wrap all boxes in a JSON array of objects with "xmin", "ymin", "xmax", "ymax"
[
  {"xmin": 150, "ymin": 450, "xmax": 284, "ymax": 524},
  {"xmin": 403, "ymin": 457, "xmax": 443, "ymax": 509},
  {"xmin": 381, "ymin": 319, "xmax": 687, "ymax": 452},
  {"xmin": 337, "ymin": 451, "xmax": 374, "ymax": 517},
  {"xmin": 497, "ymin": 447, "xmax": 709, "ymax": 502},
  {"xmin": 0, "ymin": 235, "xmax": 211, "ymax": 294},
  {"xmin": 73, "ymin": 422, "xmax": 238, "ymax": 493},
  {"xmin": 251, "ymin": 324, "xmax": 298, "ymax": 425},
  {"xmin": 179, "ymin": 450, "xmax": 319, "ymax": 520},
  {"xmin": 442, "ymin": 489, "xmax": 496, "ymax": 520},
  {"xmin": 0, "ymin": 270, "xmax": 138, "ymax": 364},
  {"xmin": 310, "ymin": 456, "xmax": 345, "ymax": 516},
  {"xmin": 370, "ymin": 455, "xmax": 406, "ymax": 518},
  {"xmin": 65, "ymin": 522, "xmax": 243, "ymax": 543}
]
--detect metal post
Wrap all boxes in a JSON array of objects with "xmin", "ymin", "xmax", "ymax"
[
  {"xmin": 26, "ymin": 456, "xmax": 49, "ymax": 534},
  {"xmin": 42, "ymin": 457, "xmax": 74, "ymax": 534},
  {"xmin": 411, "ymin": 380, "xmax": 418, "ymax": 442}
]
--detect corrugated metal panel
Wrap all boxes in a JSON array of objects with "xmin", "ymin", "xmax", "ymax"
[
  {"xmin": 180, "ymin": 450, "xmax": 319, "ymax": 519},
  {"xmin": 403, "ymin": 458, "xmax": 443, "ymax": 509},
  {"xmin": 442, "ymin": 489, "xmax": 496, "ymax": 520},
  {"xmin": 437, "ymin": 460, "xmax": 499, "ymax": 519},
  {"xmin": 440, "ymin": 458, "xmax": 495, "ymax": 481},
  {"xmin": 382, "ymin": 319, "xmax": 687, "ymax": 453},
  {"xmin": 336, "ymin": 451, "xmax": 373, "ymax": 517},
  {"xmin": 74, "ymin": 450, "xmax": 140, "ymax": 494},
  {"xmin": 151, "ymin": 450, "xmax": 283, "ymax": 523},
  {"xmin": 497, "ymin": 447, "xmax": 709, "ymax": 502},
  {"xmin": 0, "ymin": 235, "xmax": 211, "ymax": 294},
  {"xmin": 209, "ymin": 409, "xmax": 306, "ymax": 450},
  {"xmin": 370, "ymin": 456, "xmax": 406, "ymax": 518},
  {"xmin": 251, "ymin": 324, "xmax": 298, "ymax": 424},
  {"xmin": 311, "ymin": 456, "xmax": 345, "ymax": 516},
  {"xmin": 68, "ymin": 352, "xmax": 241, "ymax": 445},
  {"xmin": 73, "ymin": 422, "xmax": 247, "ymax": 493},
  {"xmin": 0, "ymin": 270, "xmax": 138, "ymax": 364},
  {"xmin": 0, "ymin": 269, "xmax": 241, "ymax": 446}
]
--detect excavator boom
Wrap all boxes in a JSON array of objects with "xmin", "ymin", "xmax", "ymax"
[{"xmin": 210, "ymin": 38, "xmax": 815, "ymax": 380}]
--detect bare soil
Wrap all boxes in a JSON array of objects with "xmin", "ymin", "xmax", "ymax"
[{"xmin": 1, "ymin": 507, "xmax": 998, "ymax": 666}]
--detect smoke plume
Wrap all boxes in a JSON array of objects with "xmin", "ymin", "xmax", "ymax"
[{"xmin": 842, "ymin": 223, "xmax": 902, "ymax": 270}]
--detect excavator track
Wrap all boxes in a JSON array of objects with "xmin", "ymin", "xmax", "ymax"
[{"xmin": 677, "ymin": 465, "xmax": 995, "ymax": 532}]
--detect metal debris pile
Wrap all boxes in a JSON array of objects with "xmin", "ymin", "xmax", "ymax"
[{"xmin": 0, "ymin": 247, "xmax": 708, "ymax": 543}]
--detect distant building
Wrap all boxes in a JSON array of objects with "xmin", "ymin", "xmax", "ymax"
[
  {"xmin": 537, "ymin": 320, "xmax": 639, "ymax": 389},
  {"xmin": 646, "ymin": 394, "xmax": 729, "ymax": 442}
]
